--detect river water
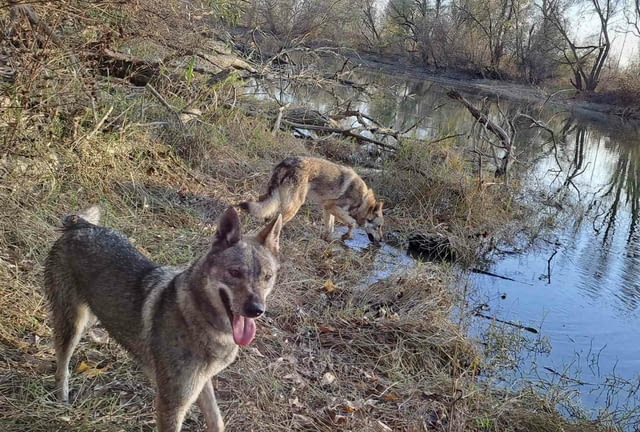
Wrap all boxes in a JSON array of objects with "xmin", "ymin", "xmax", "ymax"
[
  {"xmin": 474, "ymin": 116, "xmax": 640, "ymax": 421},
  {"xmin": 245, "ymin": 65, "xmax": 640, "ymax": 424}
]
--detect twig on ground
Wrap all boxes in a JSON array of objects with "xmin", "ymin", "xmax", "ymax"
[
  {"xmin": 86, "ymin": 105, "xmax": 114, "ymax": 140},
  {"xmin": 146, "ymin": 84, "xmax": 185, "ymax": 128}
]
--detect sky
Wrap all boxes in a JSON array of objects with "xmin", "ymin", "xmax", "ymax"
[{"xmin": 573, "ymin": 1, "xmax": 640, "ymax": 67}]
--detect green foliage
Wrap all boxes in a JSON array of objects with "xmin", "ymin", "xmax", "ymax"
[
  {"xmin": 475, "ymin": 415, "xmax": 495, "ymax": 431},
  {"xmin": 184, "ymin": 56, "xmax": 196, "ymax": 87},
  {"xmin": 85, "ymin": 5, "xmax": 125, "ymax": 26},
  {"xmin": 207, "ymin": 0, "xmax": 244, "ymax": 25}
]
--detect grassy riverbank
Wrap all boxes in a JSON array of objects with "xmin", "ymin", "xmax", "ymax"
[{"xmin": 0, "ymin": 1, "xmax": 619, "ymax": 431}]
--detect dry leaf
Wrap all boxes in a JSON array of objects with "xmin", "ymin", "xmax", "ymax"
[
  {"xmin": 318, "ymin": 325, "xmax": 336, "ymax": 333},
  {"xmin": 333, "ymin": 414, "xmax": 348, "ymax": 424},
  {"xmin": 283, "ymin": 373, "xmax": 306, "ymax": 386},
  {"xmin": 76, "ymin": 361, "xmax": 90, "ymax": 372},
  {"xmin": 289, "ymin": 397, "xmax": 304, "ymax": 409},
  {"xmin": 342, "ymin": 403, "xmax": 357, "ymax": 413},
  {"xmin": 323, "ymin": 280, "xmax": 337, "ymax": 293},
  {"xmin": 76, "ymin": 360, "xmax": 108, "ymax": 377},
  {"xmin": 363, "ymin": 370, "xmax": 378, "ymax": 382},
  {"xmin": 321, "ymin": 372, "xmax": 336, "ymax": 386},
  {"xmin": 382, "ymin": 393, "xmax": 400, "ymax": 402}
]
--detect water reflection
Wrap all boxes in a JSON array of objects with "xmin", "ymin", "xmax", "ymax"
[
  {"xmin": 481, "ymin": 111, "xmax": 640, "ymax": 421},
  {"xmin": 540, "ymin": 116, "xmax": 640, "ymax": 314},
  {"xmin": 244, "ymin": 68, "xmax": 640, "ymax": 419}
]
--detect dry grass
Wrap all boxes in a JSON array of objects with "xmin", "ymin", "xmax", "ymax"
[{"xmin": 0, "ymin": 1, "xmax": 618, "ymax": 432}]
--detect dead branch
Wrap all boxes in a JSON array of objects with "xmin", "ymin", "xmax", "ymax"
[
  {"xmin": 89, "ymin": 46, "xmax": 256, "ymax": 87},
  {"xmin": 280, "ymin": 120, "xmax": 398, "ymax": 151},
  {"xmin": 146, "ymin": 84, "xmax": 188, "ymax": 129},
  {"xmin": 447, "ymin": 90, "xmax": 511, "ymax": 148},
  {"xmin": 329, "ymin": 109, "xmax": 433, "ymax": 142},
  {"xmin": 272, "ymin": 103, "xmax": 291, "ymax": 134},
  {"xmin": 8, "ymin": 0, "xmax": 63, "ymax": 47},
  {"xmin": 475, "ymin": 312, "xmax": 539, "ymax": 334},
  {"xmin": 285, "ymin": 108, "xmax": 338, "ymax": 127},
  {"xmin": 447, "ymin": 89, "xmax": 513, "ymax": 178}
]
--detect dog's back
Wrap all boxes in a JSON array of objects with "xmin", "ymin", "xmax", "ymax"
[
  {"xmin": 240, "ymin": 156, "xmax": 362, "ymax": 219},
  {"xmin": 45, "ymin": 210, "xmax": 156, "ymax": 360}
]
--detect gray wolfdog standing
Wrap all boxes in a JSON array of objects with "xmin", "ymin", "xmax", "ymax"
[
  {"xmin": 240, "ymin": 156, "xmax": 384, "ymax": 242},
  {"xmin": 44, "ymin": 206, "xmax": 282, "ymax": 432}
]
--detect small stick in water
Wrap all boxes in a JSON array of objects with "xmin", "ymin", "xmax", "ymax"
[
  {"xmin": 471, "ymin": 268, "xmax": 533, "ymax": 286},
  {"xmin": 475, "ymin": 312, "xmax": 539, "ymax": 334}
]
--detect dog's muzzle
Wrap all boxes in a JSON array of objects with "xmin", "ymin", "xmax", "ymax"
[{"xmin": 243, "ymin": 299, "xmax": 265, "ymax": 318}]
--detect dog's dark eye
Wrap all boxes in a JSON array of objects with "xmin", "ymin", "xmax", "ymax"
[
  {"xmin": 228, "ymin": 269, "xmax": 242, "ymax": 278},
  {"xmin": 263, "ymin": 272, "xmax": 273, "ymax": 281}
]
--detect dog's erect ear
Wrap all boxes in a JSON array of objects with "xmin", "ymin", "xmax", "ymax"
[
  {"xmin": 375, "ymin": 201, "xmax": 384, "ymax": 214},
  {"xmin": 212, "ymin": 207, "xmax": 242, "ymax": 250},
  {"xmin": 256, "ymin": 214, "xmax": 283, "ymax": 256}
]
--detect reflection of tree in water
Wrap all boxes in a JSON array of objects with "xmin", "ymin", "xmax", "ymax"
[
  {"xmin": 595, "ymin": 130, "xmax": 640, "ymax": 245},
  {"xmin": 561, "ymin": 122, "xmax": 587, "ymax": 192},
  {"xmin": 562, "ymin": 123, "xmax": 640, "ymax": 311},
  {"xmin": 553, "ymin": 118, "xmax": 640, "ymax": 245},
  {"xmin": 599, "ymin": 131, "xmax": 640, "ymax": 311},
  {"xmin": 544, "ymin": 117, "xmax": 640, "ymax": 310},
  {"xmin": 365, "ymin": 77, "xmax": 446, "ymax": 138}
]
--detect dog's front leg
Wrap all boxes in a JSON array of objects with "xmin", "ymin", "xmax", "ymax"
[
  {"xmin": 155, "ymin": 394, "xmax": 190, "ymax": 432},
  {"xmin": 321, "ymin": 209, "xmax": 336, "ymax": 241},
  {"xmin": 328, "ymin": 207, "xmax": 357, "ymax": 240},
  {"xmin": 197, "ymin": 380, "xmax": 224, "ymax": 432},
  {"xmin": 155, "ymin": 377, "xmax": 198, "ymax": 432}
]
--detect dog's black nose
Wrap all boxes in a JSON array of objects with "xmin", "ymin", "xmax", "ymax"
[{"xmin": 244, "ymin": 300, "xmax": 265, "ymax": 318}]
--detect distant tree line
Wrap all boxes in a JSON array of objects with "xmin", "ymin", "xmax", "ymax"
[{"xmin": 239, "ymin": 0, "xmax": 640, "ymax": 91}]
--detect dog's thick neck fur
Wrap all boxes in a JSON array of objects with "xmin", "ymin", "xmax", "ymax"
[
  {"xmin": 352, "ymin": 188, "xmax": 379, "ymax": 226},
  {"xmin": 179, "ymin": 257, "xmax": 232, "ymax": 338}
]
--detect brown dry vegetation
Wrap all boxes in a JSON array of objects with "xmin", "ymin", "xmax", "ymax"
[{"xmin": 0, "ymin": 1, "xmax": 618, "ymax": 432}]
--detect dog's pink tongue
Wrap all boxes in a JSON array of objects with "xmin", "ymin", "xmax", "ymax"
[{"xmin": 232, "ymin": 315, "xmax": 256, "ymax": 346}]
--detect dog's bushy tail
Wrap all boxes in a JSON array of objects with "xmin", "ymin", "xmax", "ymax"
[
  {"xmin": 239, "ymin": 157, "xmax": 305, "ymax": 220},
  {"xmin": 61, "ymin": 205, "xmax": 102, "ymax": 230},
  {"xmin": 78, "ymin": 206, "xmax": 101, "ymax": 224},
  {"xmin": 239, "ymin": 191, "xmax": 280, "ymax": 220}
]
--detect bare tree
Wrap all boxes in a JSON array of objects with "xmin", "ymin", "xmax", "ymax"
[
  {"xmin": 385, "ymin": 0, "xmax": 448, "ymax": 67},
  {"xmin": 247, "ymin": 0, "xmax": 351, "ymax": 45},
  {"xmin": 625, "ymin": 0, "xmax": 640, "ymax": 36},
  {"xmin": 359, "ymin": 0, "xmax": 382, "ymax": 45},
  {"xmin": 515, "ymin": 0, "xmax": 566, "ymax": 82},
  {"xmin": 453, "ymin": 0, "xmax": 519, "ymax": 72},
  {"xmin": 542, "ymin": 0, "xmax": 619, "ymax": 91}
]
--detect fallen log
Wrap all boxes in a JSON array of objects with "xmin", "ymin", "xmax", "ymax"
[
  {"xmin": 284, "ymin": 108, "xmax": 339, "ymax": 127},
  {"xmin": 280, "ymin": 119, "xmax": 398, "ymax": 151}
]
